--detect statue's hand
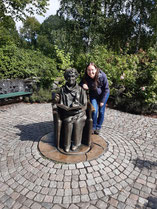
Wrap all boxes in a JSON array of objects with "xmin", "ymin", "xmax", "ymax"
[{"xmin": 52, "ymin": 93, "xmax": 60, "ymax": 104}]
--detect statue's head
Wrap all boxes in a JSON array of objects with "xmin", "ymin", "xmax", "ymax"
[{"xmin": 64, "ymin": 68, "xmax": 78, "ymax": 86}]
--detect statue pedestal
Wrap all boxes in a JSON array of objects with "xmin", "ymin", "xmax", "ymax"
[{"xmin": 38, "ymin": 132, "xmax": 108, "ymax": 164}]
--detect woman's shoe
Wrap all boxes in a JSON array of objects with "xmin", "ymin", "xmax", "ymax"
[
  {"xmin": 94, "ymin": 129, "xmax": 100, "ymax": 135},
  {"xmin": 92, "ymin": 129, "xmax": 95, "ymax": 134}
]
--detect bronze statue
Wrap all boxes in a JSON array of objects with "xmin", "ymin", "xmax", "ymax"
[{"xmin": 52, "ymin": 68, "xmax": 88, "ymax": 153}]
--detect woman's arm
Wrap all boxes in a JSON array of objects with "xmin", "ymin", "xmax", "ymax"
[
  {"xmin": 82, "ymin": 84, "xmax": 89, "ymax": 90},
  {"xmin": 80, "ymin": 78, "xmax": 89, "ymax": 90},
  {"xmin": 100, "ymin": 72, "xmax": 110, "ymax": 103}
]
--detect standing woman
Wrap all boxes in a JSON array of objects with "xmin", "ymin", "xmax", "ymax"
[{"xmin": 81, "ymin": 62, "xmax": 110, "ymax": 134}]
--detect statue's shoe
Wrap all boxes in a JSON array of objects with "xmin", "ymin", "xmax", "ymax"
[
  {"xmin": 65, "ymin": 146, "xmax": 70, "ymax": 152},
  {"xmin": 72, "ymin": 144, "xmax": 81, "ymax": 151},
  {"xmin": 72, "ymin": 145, "xmax": 77, "ymax": 151}
]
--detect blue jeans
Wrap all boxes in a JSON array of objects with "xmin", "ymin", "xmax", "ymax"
[{"xmin": 90, "ymin": 92, "xmax": 109, "ymax": 130}]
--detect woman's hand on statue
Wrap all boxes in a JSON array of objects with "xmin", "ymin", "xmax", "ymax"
[
  {"xmin": 100, "ymin": 102, "xmax": 104, "ymax": 107},
  {"xmin": 83, "ymin": 84, "xmax": 89, "ymax": 90}
]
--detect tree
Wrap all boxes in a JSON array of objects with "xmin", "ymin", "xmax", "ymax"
[
  {"xmin": 20, "ymin": 17, "xmax": 40, "ymax": 47},
  {"xmin": 38, "ymin": 15, "xmax": 69, "ymax": 56},
  {"xmin": 58, "ymin": 0, "xmax": 106, "ymax": 53},
  {"xmin": 0, "ymin": 0, "xmax": 49, "ymax": 48},
  {"xmin": 147, "ymin": 0, "xmax": 157, "ymax": 47},
  {"xmin": 0, "ymin": 16, "xmax": 19, "ymax": 47},
  {"xmin": 58, "ymin": 0, "xmax": 157, "ymax": 52},
  {"xmin": 0, "ymin": 0, "xmax": 49, "ymax": 21}
]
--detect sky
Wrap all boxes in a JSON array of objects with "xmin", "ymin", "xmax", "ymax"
[{"xmin": 16, "ymin": 0, "xmax": 60, "ymax": 30}]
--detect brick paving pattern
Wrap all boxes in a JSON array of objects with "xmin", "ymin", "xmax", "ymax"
[{"xmin": 0, "ymin": 103, "xmax": 156, "ymax": 209}]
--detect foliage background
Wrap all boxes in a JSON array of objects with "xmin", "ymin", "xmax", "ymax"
[{"xmin": 0, "ymin": 0, "xmax": 157, "ymax": 114}]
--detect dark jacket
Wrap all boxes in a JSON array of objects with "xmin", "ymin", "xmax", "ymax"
[{"xmin": 80, "ymin": 70, "xmax": 109, "ymax": 103}]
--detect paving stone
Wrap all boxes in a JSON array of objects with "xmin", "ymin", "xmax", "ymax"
[
  {"xmin": 26, "ymin": 191, "xmax": 36, "ymax": 200},
  {"xmin": 79, "ymin": 181, "xmax": 86, "ymax": 188},
  {"xmin": 76, "ymin": 162, "xmax": 84, "ymax": 169},
  {"xmin": 96, "ymin": 200, "xmax": 108, "ymax": 209},
  {"xmin": 0, "ymin": 103, "xmax": 156, "ymax": 209},
  {"xmin": 95, "ymin": 183, "xmax": 103, "ymax": 191},
  {"xmin": 3, "ymin": 197, "xmax": 15, "ymax": 208},
  {"xmin": 86, "ymin": 173, "xmax": 93, "ymax": 179},
  {"xmin": 20, "ymin": 206, "xmax": 30, "ymax": 209},
  {"xmin": 31, "ymin": 202, "xmax": 42, "ymax": 209},
  {"xmin": 96, "ymin": 191, "xmax": 104, "ymax": 198},
  {"xmin": 10, "ymin": 192, "xmax": 20, "ymax": 200},
  {"xmin": 79, "ymin": 174, "xmax": 86, "ymax": 181},
  {"xmin": 72, "ymin": 170, "xmax": 79, "ymax": 175},
  {"xmin": 52, "ymin": 205, "xmax": 63, "ymax": 209},
  {"xmin": 80, "ymin": 187, "xmax": 88, "ymax": 195},
  {"xmin": 147, "ymin": 182, "xmax": 156, "ymax": 189},
  {"xmin": 80, "ymin": 168, "xmax": 86, "ymax": 175},
  {"xmin": 131, "ymin": 188, "xmax": 140, "ymax": 195},
  {"xmin": 108, "ymin": 205, "xmax": 117, "ymax": 209},
  {"xmin": 83, "ymin": 161, "xmax": 90, "ymax": 167},
  {"xmin": 89, "ymin": 193, "xmax": 98, "ymax": 200},
  {"xmin": 147, "ymin": 176, "xmax": 155, "ymax": 183},
  {"xmin": 118, "ymin": 194, "xmax": 128, "ymax": 202},
  {"xmin": 81, "ymin": 194, "xmax": 90, "ymax": 202},
  {"xmin": 72, "ymin": 188, "xmax": 80, "ymax": 196},
  {"xmin": 109, "ymin": 198, "xmax": 118, "ymax": 207},
  {"xmin": 87, "ymin": 167, "xmax": 94, "ymax": 173},
  {"xmin": 63, "ymin": 196, "xmax": 72, "ymax": 204},
  {"xmin": 72, "ymin": 196, "xmax": 80, "ymax": 204},
  {"xmin": 68, "ymin": 164, "xmax": 76, "ymax": 170},
  {"xmin": 44, "ymin": 195, "xmax": 54, "ymax": 203},
  {"xmin": 48, "ymin": 189, "xmax": 57, "ymax": 196},
  {"xmin": 64, "ymin": 189, "xmax": 72, "ymax": 196},
  {"xmin": 60, "ymin": 203, "xmax": 70, "ymax": 208},
  {"xmin": 57, "ymin": 182, "xmax": 64, "ymax": 189},
  {"xmin": 53, "ymin": 196, "xmax": 62, "ymax": 204},
  {"xmin": 72, "ymin": 175, "xmax": 79, "ymax": 181},
  {"xmin": 33, "ymin": 185, "xmax": 42, "ymax": 193},
  {"xmin": 129, "ymin": 194, "xmax": 139, "ymax": 202},
  {"xmin": 68, "ymin": 204, "xmax": 79, "ymax": 209},
  {"xmin": 87, "ymin": 179, "xmax": 96, "ymax": 186},
  {"xmin": 87, "ymin": 205, "xmax": 97, "ymax": 209},
  {"xmin": 34, "ymin": 193, "xmax": 45, "ymax": 202},
  {"xmin": 22, "ymin": 198, "xmax": 33, "ymax": 207},
  {"xmin": 12, "ymin": 201, "xmax": 22, "ymax": 209},
  {"xmin": 71, "ymin": 181, "xmax": 79, "ymax": 189},
  {"xmin": 103, "ymin": 188, "xmax": 112, "ymax": 196},
  {"xmin": 126, "ymin": 198, "xmax": 137, "ymax": 207},
  {"xmin": 64, "ymin": 175, "xmax": 72, "ymax": 182},
  {"xmin": 65, "ymin": 170, "xmax": 72, "ymax": 176},
  {"xmin": 117, "ymin": 202, "xmax": 125, "ymax": 209},
  {"xmin": 77, "ymin": 202, "xmax": 90, "ymax": 208},
  {"xmin": 56, "ymin": 189, "xmax": 64, "ymax": 197},
  {"xmin": 40, "ymin": 187, "xmax": 50, "ymax": 195}
]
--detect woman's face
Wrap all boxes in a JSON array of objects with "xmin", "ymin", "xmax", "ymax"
[{"xmin": 87, "ymin": 65, "xmax": 97, "ymax": 79}]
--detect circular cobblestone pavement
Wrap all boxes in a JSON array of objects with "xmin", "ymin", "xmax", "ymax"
[{"xmin": 0, "ymin": 103, "xmax": 156, "ymax": 209}]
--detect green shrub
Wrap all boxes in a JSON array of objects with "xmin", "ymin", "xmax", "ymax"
[
  {"xmin": 53, "ymin": 45, "xmax": 74, "ymax": 86},
  {"xmin": 0, "ymin": 44, "xmax": 58, "ymax": 88},
  {"xmin": 76, "ymin": 45, "xmax": 157, "ymax": 114},
  {"xmin": 28, "ymin": 88, "xmax": 52, "ymax": 103}
]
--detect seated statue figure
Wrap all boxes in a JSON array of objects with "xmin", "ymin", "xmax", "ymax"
[{"xmin": 52, "ymin": 68, "xmax": 88, "ymax": 153}]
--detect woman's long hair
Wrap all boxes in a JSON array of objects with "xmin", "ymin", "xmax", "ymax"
[{"xmin": 84, "ymin": 62, "xmax": 100, "ymax": 89}]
